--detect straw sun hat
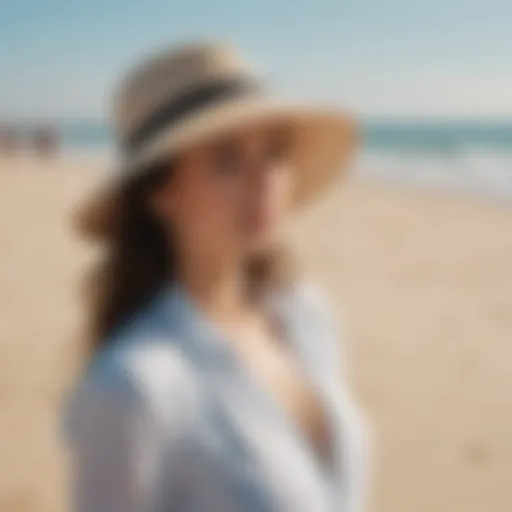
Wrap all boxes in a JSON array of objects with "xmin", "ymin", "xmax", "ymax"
[{"xmin": 76, "ymin": 42, "xmax": 358, "ymax": 240}]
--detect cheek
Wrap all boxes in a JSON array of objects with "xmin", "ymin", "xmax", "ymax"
[
  {"xmin": 235, "ymin": 166, "xmax": 293, "ymax": 247},
  {"xmin": 178, "ymin": 172, "xmax": 245, "ymax": 245}
]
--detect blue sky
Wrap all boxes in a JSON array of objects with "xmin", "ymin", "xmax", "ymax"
[{"xmin": 1, "ymin": 0, "xmax": 512, "ymax": 120}]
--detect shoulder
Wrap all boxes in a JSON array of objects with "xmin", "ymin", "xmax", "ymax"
[
  {"xmin": 272, "ymin": 279, "xmax": 348, "ymax": 371},
  {"xmin": 94, "ymin": 333, "xmax": 193, "ymax": 409},
  {"xmin": 274, "ymin": 279, "xmax": 342, "ymax": 333},
  {"xmin": 63, "ymin": 318, "xmax": 197, "ymax": 442}
]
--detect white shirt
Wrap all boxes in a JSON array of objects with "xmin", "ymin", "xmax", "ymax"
[{"xmin": 63, "ymin": 282, "xmax": 370, "ymax": 512}]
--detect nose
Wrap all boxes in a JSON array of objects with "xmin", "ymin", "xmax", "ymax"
[{"xmin": 248, "ymin": 160, "xmax": 276, "ymax": 203}]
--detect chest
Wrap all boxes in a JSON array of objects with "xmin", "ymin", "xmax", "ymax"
[
  {"xmin": 151, "ymin": 286, "xmax": 366, "ymax": 511},
  {"xmin": 231, "ymin": 328, "xmax": 332, "ymax": 462},
  {"xmin": 185, "ymin": 354, "xmax": 333, "ymax": 512}
]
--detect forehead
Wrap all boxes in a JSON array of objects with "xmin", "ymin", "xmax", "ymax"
[{"xmin": 189, "ymin": 119, "xmax": 291, "ymax": 155}]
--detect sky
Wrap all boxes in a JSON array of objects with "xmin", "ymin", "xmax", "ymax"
[{"xmin": 1, "ymin": 0, "xmax": 512, "ymax": 120}]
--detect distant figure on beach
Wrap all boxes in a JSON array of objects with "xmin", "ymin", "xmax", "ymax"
[
  {"xmin": 0, "ymin": 125, "xmax": 21, "ymax": 156},
  {"xmin": 33, "ymin": 125, "xmax": 58, "ymax": 158}
]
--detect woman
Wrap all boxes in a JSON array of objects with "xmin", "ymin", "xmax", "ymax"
[{"xmin": 64, "ymin": 42, "xmax": 369, "ymax": 512}]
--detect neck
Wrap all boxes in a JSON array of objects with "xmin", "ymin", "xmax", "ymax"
[{"xmin": 177, "ymin": 252, "xmax": 248, "ymax": 321}]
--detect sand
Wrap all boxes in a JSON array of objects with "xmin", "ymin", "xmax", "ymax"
[{"xmin": 1, "ymin": 156, "xmax": 511, "ymax": 512}]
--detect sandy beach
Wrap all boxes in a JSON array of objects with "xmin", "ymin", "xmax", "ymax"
[{"xmin": 1, "ymin": 156, "xmax": 511, "ymax": 512}]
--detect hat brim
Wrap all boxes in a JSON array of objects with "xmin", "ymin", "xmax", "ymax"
[{"xmin": 74, "ymin": 97, "xmax": 358, "ymax": 242}]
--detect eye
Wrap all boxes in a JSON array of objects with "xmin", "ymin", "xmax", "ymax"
[
  {"xmin": 210, "ymin": 141, "xmax": 243, "ymax": 176},
  {"xmin": 264, "ymin": 128, "xmax": 292, "ymax": 165}
]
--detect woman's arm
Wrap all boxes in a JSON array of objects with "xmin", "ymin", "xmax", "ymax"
[
  {"xmin": 64, "ymin": 367, "xmax": 157, "ymax": 512},
  {"xmin": 63, "ymin": 361, "xmax": 189, "ymax": 512}
]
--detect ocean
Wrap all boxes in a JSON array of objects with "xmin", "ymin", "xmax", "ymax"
[{"xmin": 58, "ymin": 120, "xmax": 512, "ymax": 201}]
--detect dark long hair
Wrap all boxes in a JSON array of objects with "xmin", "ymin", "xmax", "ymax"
[{"xmin": 86, "ymin": 161, "xmax": 293, "ymax": 352}]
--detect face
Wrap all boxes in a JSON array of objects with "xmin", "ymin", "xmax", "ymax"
[{"xmin": 152, "ymin": 123, "xmax": 293, "ymax": 265}]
